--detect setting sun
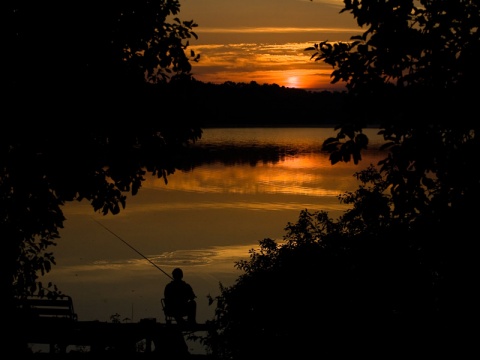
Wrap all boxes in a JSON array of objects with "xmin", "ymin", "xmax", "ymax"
[
  {"xmin": 179, "ymin": 1, "xmax": 359, "ymax": 91},
  {"xmin": 189, "ymin": 43, "xmax": 348, "ymax": 91},
  {"xmin": 286, "ymin": 76, "xmax": 300, "ymax": 88}
]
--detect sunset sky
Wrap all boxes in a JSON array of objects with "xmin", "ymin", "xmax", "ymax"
[{"xmin": 178, "ymin": 0, "xmax": 360, "ymax": 91}]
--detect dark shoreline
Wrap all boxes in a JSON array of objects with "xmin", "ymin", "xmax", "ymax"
[{"xmin": 25, "ymin": 353, "xmax": 212, "ymax": 359}]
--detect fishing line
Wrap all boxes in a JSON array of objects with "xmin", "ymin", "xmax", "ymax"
[{"xmin": 92, "ymin": 218, "xmax": 173, "ymax": 280}]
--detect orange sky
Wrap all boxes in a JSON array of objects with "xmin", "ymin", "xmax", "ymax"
[{"xmin": 178, "ymin": 0, "xmax": 360, "ymax": 91}]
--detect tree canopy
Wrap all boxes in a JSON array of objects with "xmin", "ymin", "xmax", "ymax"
[
  {"xmin": 6, "ymin": 1, "xmax": 200, "ymax": 120},
  {"xmin": 3, "ymin": 1, "xmax": 201, "ymax": 351},
  {"xmin": 306, "ymin": 0, "xmax": 479, "ymax": 123},
  {"xmin": 202, "ymin": 1, "xmax": 479, "ymax": 358}
]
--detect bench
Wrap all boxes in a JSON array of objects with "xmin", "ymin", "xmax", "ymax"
[
  {"xmin": 16, "ymin": 295, "xmax": 78, "ymax": 352},
  {"xmin": 14, "ymin": 296, "xmax": 206, "ymax": 353},
  {"xmin": 17, "ymin": 295, "xmax": 78, "ymax": 321}
]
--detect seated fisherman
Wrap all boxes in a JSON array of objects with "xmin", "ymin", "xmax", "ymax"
[{"xmin": 163, "ymin": 268, "xmax": 197, "ymax": 324}]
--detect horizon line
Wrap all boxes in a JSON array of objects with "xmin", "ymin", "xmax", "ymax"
[{"xmin": 193, "ymin": 26, "xmax": 360, "ymax": 34}]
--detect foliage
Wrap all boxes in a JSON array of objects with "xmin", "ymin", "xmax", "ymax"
[
  {"xmin": 109, "ymin": 313, "xmax": 131, "ymax": 324},
  {"xmin": 1, "ymin": 100, "xmax": 202, "ymax": 297},
  {"xmin": 203, "ymin": 169, "xmax": 453, "ymax": 357},
  {"xmin": 306, "ymin": 0, "xmax": 480, "ymax": 124},
  {"xmin": 6, "ymin": 1, "xmax": 199, "ymax": 87},
  {"xmin": 3, "ymin": 2, "xmax": 202, "ymax": 352},
  {"xmin": 202, "ymin": 1, "xmax": 479, "ymax": 358}
]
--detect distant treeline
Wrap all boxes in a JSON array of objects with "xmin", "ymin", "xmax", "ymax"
[{"xmin": 157, "ymin": 79, "xmax": 349, "ymax": 127}]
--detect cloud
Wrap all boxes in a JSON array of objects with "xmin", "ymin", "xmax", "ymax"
[
  {"xmin": 189, "ymin": 41, "xmax": 344, "ymax": 90},
  {"xmin": 196, "ymin": 26, "xmax": 358, "ymax": 34}
]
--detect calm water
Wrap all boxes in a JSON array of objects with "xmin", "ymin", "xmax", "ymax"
[{"xmin": 45, "ymin": 127, "xmax": 384, "ymax": 353}]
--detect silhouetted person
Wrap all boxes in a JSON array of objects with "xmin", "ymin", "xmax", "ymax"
[{"xmin": 164, "ymin": 268, "xmax": 197, "ymax": 325}]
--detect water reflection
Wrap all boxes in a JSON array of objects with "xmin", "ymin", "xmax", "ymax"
[
  {"xmin": 46, "ymin": 128, "xmax": 385, "ymax": 346},
  {"xmin": 176, "ymin": 127, "xmax": 383, "ymax": 171}
]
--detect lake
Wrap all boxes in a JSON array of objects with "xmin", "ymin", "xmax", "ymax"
[{"xmin": 44, "ymin": 127, "xmax": 384, "ymax": 353}]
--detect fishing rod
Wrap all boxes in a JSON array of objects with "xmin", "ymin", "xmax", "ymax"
[{"xmin": 92, "ymin": 218, "xmax": 173, "ymax": 280}]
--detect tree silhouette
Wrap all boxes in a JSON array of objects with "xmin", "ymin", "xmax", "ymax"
[
  {"xmin": 203, "ymin": 1, "xmax": 479, "ymax": 358},
  {"xmin": 306, "ymin": 0, "xmax": 479, "ymax": 122},
  {"xmin": 6, "ymin": 1, "xmax": 200, "ymax": 120},
  {"xmin": 3, "ymin": 1, "xmax": 201, "ymax": 352}
]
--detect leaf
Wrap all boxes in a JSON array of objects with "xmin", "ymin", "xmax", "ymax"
[
  {"xmin": 355, "ymin": 133, "xmax": 369, "ymax": 148},
  {"xmin": 330, "ymin": 151, "xmax": 342, "ymax": 165}
]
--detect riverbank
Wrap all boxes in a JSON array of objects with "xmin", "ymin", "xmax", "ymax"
[{"xmin": 26, "ymin": 354, "xmax": 212, "ymax": 359}]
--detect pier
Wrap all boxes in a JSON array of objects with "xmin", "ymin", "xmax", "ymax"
[{"xmin": 22, "ymin": 317, "xmax": 209, "ymax": 355}]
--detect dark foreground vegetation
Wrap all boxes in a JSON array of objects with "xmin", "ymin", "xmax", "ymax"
[
  {"xmin": 4, "ymin": 1, "xmax": 479, "ymax": 358},
  {"xmin": 24, "ymin": 352, "xmax": 212, "ymax": 360}
]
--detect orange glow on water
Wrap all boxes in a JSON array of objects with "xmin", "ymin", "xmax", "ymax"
[{"xmin": 48, "ymin": 128, "xmax": 385, "ymax": 339}]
